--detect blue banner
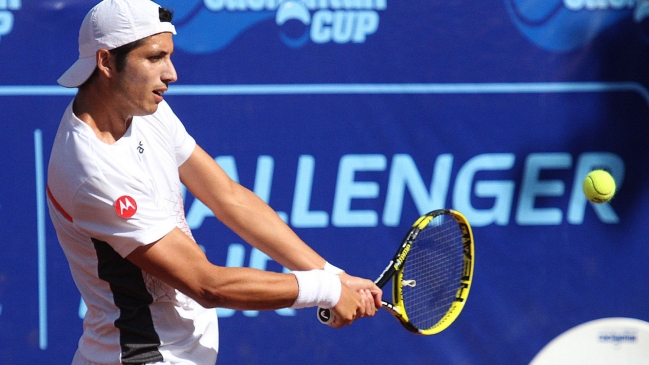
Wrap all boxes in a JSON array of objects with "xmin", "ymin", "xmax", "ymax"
[{"xmin": 1, "ymin": 1, "xmax": 648, "ymax": 364}]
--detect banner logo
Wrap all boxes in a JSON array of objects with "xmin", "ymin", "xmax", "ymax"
[
  {"xmin": 598, "ymin": 331, "xmax": 637, "ymax": 346},
  {"xmin": 505, "ymin": 0, "xmax": 645, "ymax": 52},
  {"xmin": 0, "ymin": 0, "xmax": 20, "ymax": 42},
  {"xmin": 159, "ymin": 0, "xmax": 386, "ymax": 54}
]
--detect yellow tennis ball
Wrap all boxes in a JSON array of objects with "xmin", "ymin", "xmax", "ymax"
[{"xmin": 583, "ymin": 170, "xmax": 616, "ymax": 203}]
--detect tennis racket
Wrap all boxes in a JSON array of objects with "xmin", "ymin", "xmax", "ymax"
[{"xmin": 317, "ymin": 209, "xmax": 475, "ymax": 335}]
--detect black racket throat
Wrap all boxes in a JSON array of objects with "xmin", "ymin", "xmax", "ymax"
[{"xmin": 374, "ymin": 221, "xmax": 423, "ymax": 289}]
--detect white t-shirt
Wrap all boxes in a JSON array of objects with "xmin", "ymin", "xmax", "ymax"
[{"xmin": 47, "ymin": 100, "xmax": 218, "ymax": 365}]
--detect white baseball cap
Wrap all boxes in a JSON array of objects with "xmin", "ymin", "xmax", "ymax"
[{"xmin": 58, "ymin": 0, "xmax": 176, "ymax": 88}]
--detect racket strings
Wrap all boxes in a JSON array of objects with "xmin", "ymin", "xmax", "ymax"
[{"xmin": 401, "ymin": 215, "xmax": 465, "ymax": 330}]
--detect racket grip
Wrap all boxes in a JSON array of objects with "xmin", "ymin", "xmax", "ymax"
[{"xmin": 317, "ymin": 307, "xmax": 334, "ymax": 325}]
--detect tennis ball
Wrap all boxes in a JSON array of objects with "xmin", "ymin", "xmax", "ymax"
[{"xmin": 583, "ymin": 170, "xmax": 616, "ymax": 203}]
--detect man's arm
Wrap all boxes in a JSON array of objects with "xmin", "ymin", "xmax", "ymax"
[
  {"xmin": 127, "ymin": 227, "xmax": 367, "ymax": 327},
  {"xmin": 178, "ymin": 145, "xmax": 332, "ymax": 272},
  {"xmin": 126, "ymin": 228, "xmax": 358, "ymax": 317}
]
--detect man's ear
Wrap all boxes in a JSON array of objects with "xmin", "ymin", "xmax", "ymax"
[{"xmin": 96, "ymin": 49, "xmax": 115, "ymax": 79}]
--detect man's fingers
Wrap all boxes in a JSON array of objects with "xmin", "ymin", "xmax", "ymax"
[
  {"xmin": 361, "ymin": 289, "xmax": 379, "ymax": 317},
  {"xmin": 339, "ymin": 274, "xmax": 383, "ymax": 311},
  {"xmin": 372, "ymin": 288, "xmax": 383, "ymax": 309},
  {"xmin": 350, "ymin": 289, "xmax": 376, "ymax": 319}
]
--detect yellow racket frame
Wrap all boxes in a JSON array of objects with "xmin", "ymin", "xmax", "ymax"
[{"xmin": 387, "ymin": 210, "xmax": 475, "ymax": 335}]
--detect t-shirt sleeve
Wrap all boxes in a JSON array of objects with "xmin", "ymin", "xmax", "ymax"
[
  {"xmin": 156, "ymin": 101, "xmax": 196, "ymax": 167},
  {"xmin": 72, "ymin": 175, "xmax": 177, "ymax": 258}
]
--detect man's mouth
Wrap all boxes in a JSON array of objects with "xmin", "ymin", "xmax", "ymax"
[{"xmin": 153, "ymin": 87, "xmax": 167, "ymax": 97}]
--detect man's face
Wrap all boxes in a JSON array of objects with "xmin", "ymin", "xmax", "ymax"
[{"xmin": 111, "ymin": 32, "xmax": 177, "ymax": 117}]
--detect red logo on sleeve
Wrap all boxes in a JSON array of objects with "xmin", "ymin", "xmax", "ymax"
[{"xmin": 114, "ymin": 196, "xmax": 137, "ymax": 219}]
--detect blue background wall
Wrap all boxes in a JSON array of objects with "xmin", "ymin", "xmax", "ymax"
[{"xmin": 1, "ymin": 0, "xmax": 648, "ymax": 364}]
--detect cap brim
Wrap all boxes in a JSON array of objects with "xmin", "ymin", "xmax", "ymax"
[{"xmin": 57, "ymin": 56, "xmax": 97, "ymax": 88}]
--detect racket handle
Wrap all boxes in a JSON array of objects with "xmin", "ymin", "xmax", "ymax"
[{"xmin": 317, "ymin": 307, "xmax": 334, "ymax": 325}]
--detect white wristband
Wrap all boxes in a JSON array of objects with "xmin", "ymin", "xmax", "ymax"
[
  {"xmin": 323, "ymin": 262, "xmax": 344, "ymax": 275},
  {"xmin": 290, "ymin": 270, "xmax": 342, "ymax": 309}
]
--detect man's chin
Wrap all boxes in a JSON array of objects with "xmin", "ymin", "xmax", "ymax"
[{"xmin": 134, "ymin": 104, "xmax": 159, "ymax": 117}]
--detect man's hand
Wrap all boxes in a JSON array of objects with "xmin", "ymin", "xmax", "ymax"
[
  {"xmin": 328, "ymin": 273, "xmax": 382, "ymax": 328},
  {"xmin": 340, "ymin": 272, "xmax": 382, "ymax": 313}
]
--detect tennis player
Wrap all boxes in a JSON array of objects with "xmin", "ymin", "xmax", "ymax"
[{"xmin": 47, "ymin": 1, "xmax": 382, "ymax": 364}]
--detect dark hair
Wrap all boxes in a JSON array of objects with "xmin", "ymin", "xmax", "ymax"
[
  {"xmin": 109, "ymin": 7, "xmax": 174, "ymax": 72},
  {"xmin": 159, "ymin": 7, "xmax": 173, "ymax": 22}
]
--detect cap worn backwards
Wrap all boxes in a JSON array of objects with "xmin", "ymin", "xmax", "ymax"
[{"xmin": 57, "ymin": 0, "xmax": 176, "ymax": 88}]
